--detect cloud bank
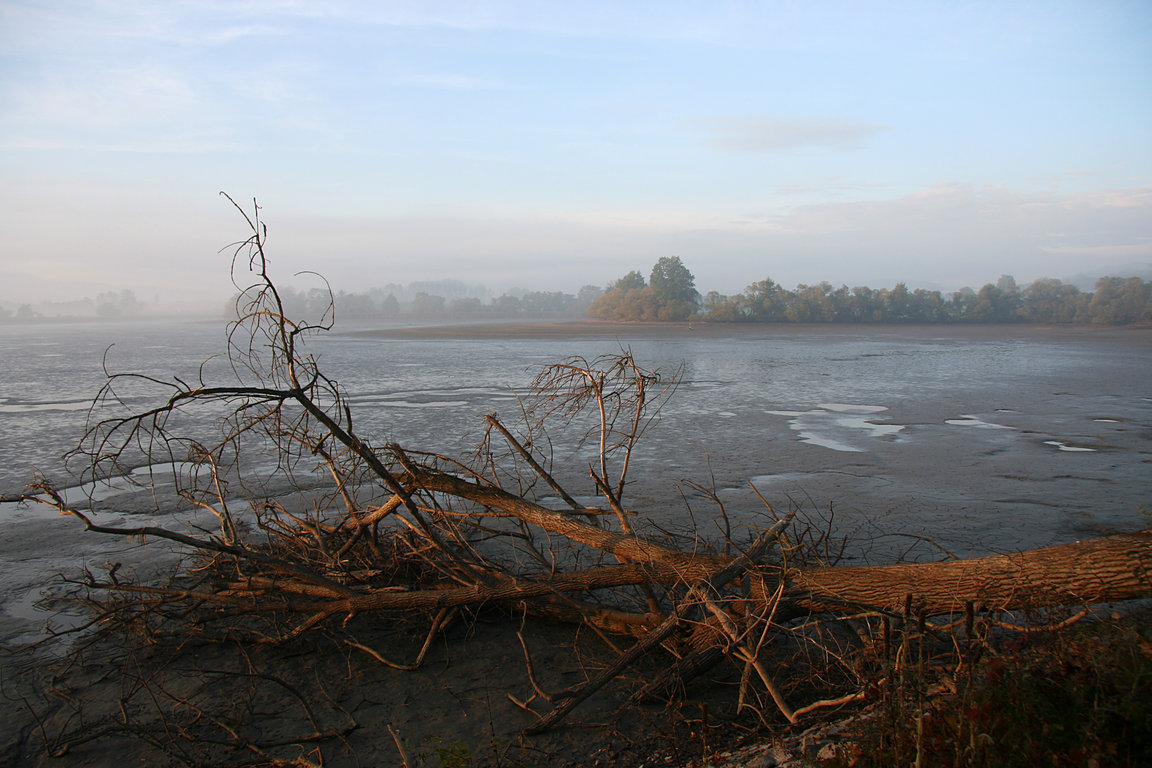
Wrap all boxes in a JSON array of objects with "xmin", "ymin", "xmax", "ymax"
[{"xmin": 708, "ymin": 115, "xmax": 889, "ymax": 153}]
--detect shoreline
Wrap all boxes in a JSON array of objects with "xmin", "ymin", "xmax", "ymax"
[{"xmin": 348, "ymin": 319, "xmax": 1152, "ymax": 343}]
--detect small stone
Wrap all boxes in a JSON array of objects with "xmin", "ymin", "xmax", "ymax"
[
  {"xmin": 745, "ymin": 753, "xmax": 778, "ymax": 768},
  {"xmin": 817, "ymin": 743, "xmax": 839, "ymax": 761}
]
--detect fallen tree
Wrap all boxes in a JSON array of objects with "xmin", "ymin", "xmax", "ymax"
[
  {"xmin": 7, "ymin": 196, "xmax": 1150, "ymax": 746},
  {"xmin": 788, "ymin": 528, "xmax": 1151, "ymax": 616}
]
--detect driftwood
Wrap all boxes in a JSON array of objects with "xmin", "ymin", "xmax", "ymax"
[{"xmin": 7, "ymin": 196, "xmax": 1150, "ymax": 738}]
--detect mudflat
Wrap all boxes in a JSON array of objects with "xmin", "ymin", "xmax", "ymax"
[
  {"xmin": 355, "ymin": 319, "xmax": 1152, "ymax": 344},
  {"xmin": 2, "ymin": 321, "xmax": 1149, "ymax": 766}
]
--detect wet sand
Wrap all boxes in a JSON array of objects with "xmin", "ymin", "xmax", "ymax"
[{"xmin": 1, "ymin": 600, "xmax": 704, "ymax": 767}]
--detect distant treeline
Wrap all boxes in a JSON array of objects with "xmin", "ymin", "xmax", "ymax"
[
  {"xmin": 695, "ymin": 275, "xmax": 1152, "ymax": 325},
  {"xmin": 0, "ymin": 290, "xmax": 145, "ymax": 323},
  {"xmin": 262, "ymin": 280, "xmax": 603, "ymax": 322},
  {"xmin": 264, "ymin": 268, "xmax": 1152, "ymax": 326},
  {"xmin": 588, "ymin": 257, "xmax": 1152, "ymax": 325},
  {"xmin": 6, "ymin": 266, "xmax": 1149, "ymax": 327}
]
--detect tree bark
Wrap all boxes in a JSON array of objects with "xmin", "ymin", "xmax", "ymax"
[{"xmin": 786, "ymin": 529, "xmax": 1152, "ymax": 615}]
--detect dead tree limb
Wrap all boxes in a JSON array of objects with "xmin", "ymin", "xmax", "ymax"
[
  {"xmin": 525, "ymin": 514, "xmax": 793, "ymax": 733},
  {"xmin": 787, "ymin": 529, "xmax": 1152, "ymax": 616}
]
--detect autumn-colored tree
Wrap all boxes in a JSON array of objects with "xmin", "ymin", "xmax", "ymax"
[
  {"xmin": 1088, "ymin": 276, "xmax": 1152, "ymax": 324},
  {"xmin": 589, "ymin": 260, "xmax": 698, "ymax": 321}
]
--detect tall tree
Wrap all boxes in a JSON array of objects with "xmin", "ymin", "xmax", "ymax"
[{"xmin": 649, "ymin": 256, "xmax": 698, "ymax": 306}]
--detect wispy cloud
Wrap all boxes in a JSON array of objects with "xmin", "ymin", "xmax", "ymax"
[
  {"xmin": 707, "ymin": 115, "xmax": 889, "ymax": 153},
  {"xmin": 2, "ymin": 135, "xmax": 252, "ymax": 154},
  {"xmin": 4, "ymin": 65, "xmax": 194, "ymax": 125},
  {"xmin": 0, "ymin": 63, "xmax": 222, "ymax": 152},
  {"xmin": 153, "ymin": 23, "xmax": 286, "ymax": 47},
  {"xmin": 1042, "ymin": 243, "xmax": 1151, "ymax": 258},
  {"xmin": 1089, "ymin": 188, "xmax": 1152, "ymax": 209},
  {"xmin": 386, "ymin": 74, "xmax": 522, "ymax": 91},
  {"xmin": 0, "ymin": 2, "xmax": 283, "ymax": 53},
  {"xmin": 727, "ymin": 183, "xmax": 1152, "ymax": 285}
]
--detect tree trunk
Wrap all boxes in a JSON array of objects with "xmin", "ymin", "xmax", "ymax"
[
  {"xmin": 403, "ymin": 467, "xmax": 1152, "ymax": 618},
  {"xmin": 786, "ymin": 529, "xmax": 1152, "ymax": 615}
]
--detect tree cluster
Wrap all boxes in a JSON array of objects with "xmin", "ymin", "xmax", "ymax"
[
  {"xmin": 0, "ymin": 290, "xmax": 146, "ymax": 324},
  {"xmin": 698, "ymin": 274, "xmax": 1152, "ymax": 325},
  {"xmin": 565, "ymin": 254, "xmax": 1151, "ymax": 326},
  {"xmin": 263, "ymin": 283, "xmax": 602, "ymax": 323},
  {"xmin": 587, "ymin": 256, "xmax": 700, "ymax": 321}
]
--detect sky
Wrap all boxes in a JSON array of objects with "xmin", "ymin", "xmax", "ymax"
[{"xmin": 1, "ymin": 0, "xmax": 1150, "ymax": 311}]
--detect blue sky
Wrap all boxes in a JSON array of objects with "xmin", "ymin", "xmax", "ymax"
[{"xmin": 1, "ymin": 1, "xmax": 1149, "ymax": 310}]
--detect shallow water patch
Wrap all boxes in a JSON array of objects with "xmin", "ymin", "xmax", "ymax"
[
  {"xmin": 766, "ymin": 404, "xmax": 903, "ymax": 452},
  {"xmin": 0, "ymin": 397, "xmax": 92, "ymax": 413},
  {"xmin": 1044, "ymin": 440, "xmax": 1097, "ymax": 453},
  {"xmin": 945, "ymin": 415, "xmax": 1013, "ymax": 429}
]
